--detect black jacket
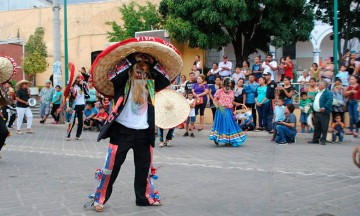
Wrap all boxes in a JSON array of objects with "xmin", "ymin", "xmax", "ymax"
[{"xmin": 97, "ymin": 59, "xmax": 170, "ymax": 147}]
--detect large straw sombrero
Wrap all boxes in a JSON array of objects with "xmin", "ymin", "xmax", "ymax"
[
  {"xmin": 155, "ymin": 89, "xmax": 190, "ymax": 129},
  {"xmin": 0, "ymin": 56, "xmax": 17, "ymax": 83},
  {"xmin": 91, "ymin": 37, "xmax": 183, "ymax": 98},
  {"xmin": 15, "ymin": 79, "xmax": 31, "ymax": 89}
]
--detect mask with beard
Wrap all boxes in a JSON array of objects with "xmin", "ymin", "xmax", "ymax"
[{"xmin": 130, "ymin": 63, "xmax": 149, "ymax": 114}]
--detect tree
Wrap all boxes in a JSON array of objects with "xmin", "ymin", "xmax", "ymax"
[
  {"xmin": 160, "ymin": 0, "xmax": 314, "ymax": 66},
  {"xmin": 106, "ymin": 1, "xmax": 163, "ymax": 42},
  {"xmin": 310, "ymin": 0, "xmax": 360, "ymax": 65},
  {"xmin": 23, "ymin": 27, "xmax": 48, "ymax": 84}
]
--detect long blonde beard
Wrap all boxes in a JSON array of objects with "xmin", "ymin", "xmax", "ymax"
[{"xmin": 131, "ymin": 77, "xmax": 148, "ymax": 105}]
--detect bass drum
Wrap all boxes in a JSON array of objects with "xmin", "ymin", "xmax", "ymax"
[{"xmin": 28, "ymin": 98, "xmax": 37, "ymax": 107}]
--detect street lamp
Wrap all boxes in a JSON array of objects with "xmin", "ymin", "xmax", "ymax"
[
  {"xmin": 64, "ymin": 0, "xmax": 69, "ymax": 84},
  {"xmin": 333, "ymin": 0, "xmax": 338, "ymax": 73}
]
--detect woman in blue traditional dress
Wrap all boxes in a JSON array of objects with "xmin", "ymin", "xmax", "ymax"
[{"xmin": 209, "ymin": 78, "xmax": 246, "ymax": 146}]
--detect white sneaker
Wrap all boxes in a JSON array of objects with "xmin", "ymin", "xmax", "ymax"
[
  {"xmin": 165, "ymin": 141, "xmax": 171, "ymax": 147},
  {"xmin": 75, "ymin": 137, "xmax": 82, "ymax": 140},
  {"xmin": 159, "ymin": 142, "xmax": 165, "ymax": 147},
  {"xmin": 66, "ymin": 137, "xmax": 71, "ymax": 141}
]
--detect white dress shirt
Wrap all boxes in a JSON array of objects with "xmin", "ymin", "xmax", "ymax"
[{"xmin": 313, "ymin": 89, "xmax": 325, "ymax": 112}]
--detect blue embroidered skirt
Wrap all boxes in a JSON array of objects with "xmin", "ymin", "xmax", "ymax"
[{"xmin": 209, "ymin": 107, "xmax": 246, "ymax": 147}]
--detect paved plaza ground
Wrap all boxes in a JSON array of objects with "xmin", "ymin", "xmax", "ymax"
[{"xmin": 1, "ymin": 120, "xmax": 360, "ymax": 216}]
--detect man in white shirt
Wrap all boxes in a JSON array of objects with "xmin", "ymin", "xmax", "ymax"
[
  {"xmin": 218, "ymin": 54, "xmax": 232, "ymax": 78},
  {"xmin": 262, "ymin": 54, "xmax": 277, "ymax": 81}
]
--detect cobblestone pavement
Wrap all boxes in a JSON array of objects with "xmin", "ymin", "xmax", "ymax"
[{"xmin": 1, "ymin": 121, "xmax": 360, "ymax": 216}]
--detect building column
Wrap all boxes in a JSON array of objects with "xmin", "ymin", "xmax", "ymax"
[
  {"xmin": 313, "ymin": 49, "xmax": 320, "ymax": 65},
  {"xmin": 269, "ymin": 45, "xmax": 276, "ymax": 59}
]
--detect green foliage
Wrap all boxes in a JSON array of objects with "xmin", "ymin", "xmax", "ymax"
[
  {"xmin": 106, "ymin": 1, "xmax": 163, "ymax": 42},
  {"xmin": 160, "ymin": 0, "xmax": 314, "ymax": 65},
  {"xmin": 23, "ymin": 52, "xmax": 47, "ymax": 76},
  {"xmin": 23, "ymin": 27, "xmax": 48, "ymax": 76},
  {"xmin": 310, "ymin": 0, "xmax": 360, "ymax": 56}
]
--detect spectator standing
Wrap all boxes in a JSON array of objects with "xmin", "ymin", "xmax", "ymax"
[
  {"xmin": 209, "ymin": 77, "xmax": 221, "ymax": 120},
  {"xmin": 284, "ymin": 56, "xmax": 294, "ymax": 80},
  {"xmin": 183, "ymin": 91, "xmax": 196, "ymax": 137},
  {"xmin": 331, "ymin": 115, "xmax": 345, "ymax": 143},
  {"xmin": 50, "ymin": 85, "xmax": 62, "ymax": 124},
  {"xmin": 244, "ymin": 74, "xmax": 259, "ymax": 127},
  {"xmin": 86, "ymin": 82, "xmax": 97, "ymax": 105},
  {"xmin": 255, "ymin": 77, "xmax": 269, "ymax": 131},
  {"xmin": 320, "ymin": 56, "xmax": 334, "ymax": 86},
  {"xmin": 232, "ymin": 66, "xmax": 245, "ymax": 84},
  {"xmin": 276, "ymin": 76, "xmax": 294, "ymax": 105},
  {"xmin": 158, "ymin": 128, "xmax": 175, "ymax": 147},
  {"xmin": 264, "ymin": 71, "xmax": 277, "ymax": 132},
  {"xmin": 336, "ymin": 64, "xmax": 349, "ymax": 87},
  {"xmin": 15, "ymin": 80, "xmax": 34, "ymax": 134},
  {"xmin": 233, "ymin": 78, "xmax": 246, "ymax": 108},
  {"xmin": 344, "ymin": 75, "xmax": 360, "ymax": 137},
  {"xmin": 332, "ymin": 78, "xmax": 345, "ymax": 123},
  {"xmin": 308, "ymin": 80, "xmax": 333, "ymax": 145},
  {"xmin": 39, "ymin": 80, "xmax": 55, "ymax": 124},
  {"xmin": 298, "ymin": 69, "xmax": 311, "ymax": 92},
  {"xmin": 347, "ymin": 58, "xmax": 357, "ymax": 76},
  {"xmin": 310, "ymin": 63, "xmax": 321, "ymax": 81},
  {"xmin": 83, "ymin": 103, "xmax": 98, "ymax": 131},
  {"xmin": 299, "ymin": 92, "xmax": 312, "ymax": 133},
  {"xmin": 262, "ymin": 54, "xmax": 277, "ymax": 81},
  {"xmin": 194, "ymin": 55, "xmax": 203, "ymax": 73},
  {"xmin": 252, "ymin": 56, "xmax": 263, "ymax": 82},
  {"xmin": 218, "ymin": 54, "xmax": 232, "ymax": 78},
  {"xmin": 207, "ymin": 62, "xmax": 220, "ymax": 84},
  {"xmin": 192, "ymin": 74, "xmax": 209, "ymax": 131},
  {"xmin": 184, "ymin": 72, "xmax": 197, "ymax": 96},
  {"xmin": 176, "ymin": 75, "xmax": 187, "ymax": 94},
  {"xmin": 241, "ymin": 60, "xmax": 251, "ymax": 83},
  {"xmin": 305, "ymin": 78, "xmax": 318, "ymax": 101},
  {"xmin": 277, "ymin": 57, "xmax": 286, "ymax": 82},
  {"xmin": 275, "ymin": 104, "xmax": 297, "ymax": 145}
]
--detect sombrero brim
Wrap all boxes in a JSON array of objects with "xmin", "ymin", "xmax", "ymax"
[
  {"xmin": 91, "ymin": 37, "xmax": 183, "ymax": 98},
  {"xmin": 15, "ymin": 80, "xmax": 31, "ymax": 89},
  {"xmin": 0, "ymin": 56, "xmax": 17, "ymax": 84},
  {"xmin": 155, "ymin": 89, "xmax": 190, "ymax": 129}
]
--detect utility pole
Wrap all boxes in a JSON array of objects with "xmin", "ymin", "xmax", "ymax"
[
  {"xmin": 333, "ymin": 0, "xmax": 338, "ymax": 73},
  {"xmin": 64, "ymin": 0, "xmax": 69, "ymax": 84},
  {"xmin": 53, "ymin": 0, "xmax": 62, "ymax": 87}
]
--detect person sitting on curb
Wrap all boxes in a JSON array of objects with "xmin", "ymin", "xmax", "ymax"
[
  {"xmin": 93, "ymin": 106, "xmax": 108, "ymax": 132},
  {"xmin": 83, "ymin": 103, "xmax": 98, "ymax": 131},
  {"xmin": 275, "ymin": 104, "xmax": 297, "ymax": 145}
]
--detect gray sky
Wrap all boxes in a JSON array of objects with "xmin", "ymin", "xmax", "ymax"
[{"xmin": 0, "ymin": 0, "xmax": 111, "ymax": 12}]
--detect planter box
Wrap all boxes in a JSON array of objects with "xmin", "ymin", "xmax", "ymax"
[{"xmin": 29, "ymin": 87, "xmax": 39, "ymax": 96}]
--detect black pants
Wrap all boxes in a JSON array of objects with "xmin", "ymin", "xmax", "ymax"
[
  {"xmin": 94, "ymin": 122, "xmax": 152, "ymax": 206},
  {"xmin": 51, "ymin": 104, "xmax": 60, "ymax": 122},
  {"xmin": 67, "ymin": 104, "xmax": 85, "ymax": 138},
  {"xmin": 245, "ymin": 103, "xmax": 257, "ymax": 127},
  {"xmin": 313, "ymin": 112, "xmax": 330, "ymax": 142},
  {"xmin": 0, "ymin": 118, "xmax": 9, "ymax": 151},
  {"xmin": 2, "ymin": 106, "xmax": 16, "ymax": 127}
]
